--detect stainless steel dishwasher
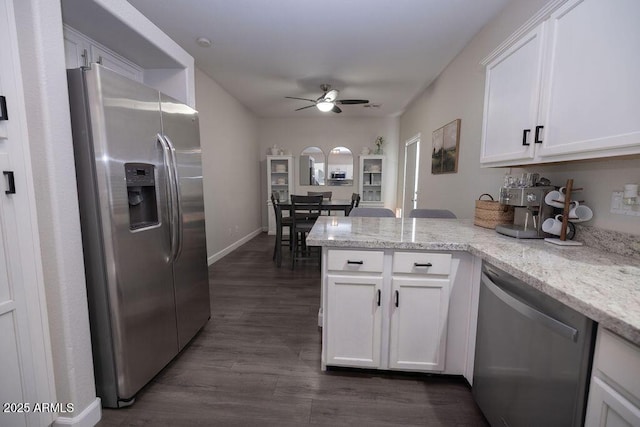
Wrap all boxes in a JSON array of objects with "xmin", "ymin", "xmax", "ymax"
[{"xmin": 473, "ymin": 263, "xmax": 595, "ymax": 427}]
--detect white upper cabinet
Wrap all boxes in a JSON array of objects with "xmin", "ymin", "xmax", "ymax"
[
  {"xmin": 480, "ymin": 23, "xmax": 545, "ymax": 164},
  {"xmin": 536, "ymin": 0, "xmax": 640, "ymax": 159},
  {"xmin": 481, "ymin": 0, "xmax": 640, "ymax": 167}
]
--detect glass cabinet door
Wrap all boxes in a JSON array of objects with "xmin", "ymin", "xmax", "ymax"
[
  {"xmin": 359, "ymin": 155, "xmax": 384, "ymax": 206},
  {"xmin": 267, "ymin": 155, "xmax": 294, "ymax": 235},
  {"xmin": 269, "ymin": 156, "xmax": 292, "ymax": 202}
]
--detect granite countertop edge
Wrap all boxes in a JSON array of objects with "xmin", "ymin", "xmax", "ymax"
[{"xmin": 307, "ymin": 217, "xmax": 640, "ymax": 346}]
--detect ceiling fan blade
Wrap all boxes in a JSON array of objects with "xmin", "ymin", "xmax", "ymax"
[
  {"xmin": 335, "ymin": 99, "xmax": 369, "ymax": 105},
  {"xmin": 285, "ymin": 96, "xmax": 316, "ymax": 103},
  {"xmin": 325, "ymin": 89, "xmax": 339, "ymax": 102},
  {"xmin": 332, "ymin": 105, "xmax": 342, "ymax": 113},
  {"xmin": 294, "ymin": 105, "xmax": 316, "ymax": 111}
]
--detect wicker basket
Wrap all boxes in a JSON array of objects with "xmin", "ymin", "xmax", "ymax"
[{"xmin": 474, "ymin": 194, "xmax": 514, "ymax": 229}]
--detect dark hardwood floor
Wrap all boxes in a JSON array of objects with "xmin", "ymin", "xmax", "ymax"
[{"xmin": 98, "ymin": 233, "xmax": 488, "ymax": 426}]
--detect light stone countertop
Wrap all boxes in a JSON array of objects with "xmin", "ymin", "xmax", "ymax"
[{"xmin": 307, "ymin": 217, "xmax": 640, "ymax": 346}]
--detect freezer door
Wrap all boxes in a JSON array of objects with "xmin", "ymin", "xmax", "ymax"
[
  {"xmin": 76, "ymin": 65, "xmax": 179, "ymax": 404},
  {"xmin": 160, "ymin": 94, "xmax": 211, "ymax": 350}
]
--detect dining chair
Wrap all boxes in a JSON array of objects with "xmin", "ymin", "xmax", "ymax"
[
  {"xmin": 271, "ymin": 193, "xmax": 293, "ymax": 267},
  {"xmin": 348, "ymin": 207, "xmax": 396, "ymax": 217},
  {"xmin": 408, "ymin": 209, "xmax": 457, "ymax": 219},
  {"xmin": 290, "ymin": 195, "xmax": 323, "ymax": 269},
  {"xmin": 348, "ymin": 193, "xmax": 361, "ymax": 215},
  {"xmin": 308, "ymin": 191, "xmax": 333, "ymax": 215},
  {"xmin": 307, "ymin": 191, "xmax": 332, "ymax": 200}
]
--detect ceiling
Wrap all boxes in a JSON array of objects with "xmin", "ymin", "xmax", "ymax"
[{"xmin": 126, "ymin": 0, "xmax": 510, "ymax": 118}]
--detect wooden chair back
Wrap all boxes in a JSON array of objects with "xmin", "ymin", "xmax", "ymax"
[
  {"xmin": 307, "ymin": 191, "xmax": 332, "ymax": 201},
  {"xmin": 349, "ymin": 193, "xmax": 361, "ymax": 214}
]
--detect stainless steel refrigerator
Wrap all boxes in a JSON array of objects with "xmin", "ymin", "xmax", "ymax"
[{"xmin": 67, "ymin": 65, "xmax": 210, "ymax": 408}]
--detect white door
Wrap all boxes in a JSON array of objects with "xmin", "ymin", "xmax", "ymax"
[
  {"xmin": 536, "ymin": 0, "xmax": 640, "ymax": 159},
  {"xmin": 0, "ymin": 1, "xmax": 55, "ymax": 425},
  {"xmin": 402, "ymin": 135, "xmax": 420, "ymax": 217},
  {"xmin": 480, "ymin": 23, "xmax": 545, "ymax": 165},
  {"xmin": 325, "ymin": 275, "xmax": 382, "ymax": 368},
  {"xmin": 389, "ymin": 277, "xmax": 449, "ymax": 371}
]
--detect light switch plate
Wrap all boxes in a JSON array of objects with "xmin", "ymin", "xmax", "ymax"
[{"xmin": 610, "ymin": 191, "xmax": 640, "ymax": 216}]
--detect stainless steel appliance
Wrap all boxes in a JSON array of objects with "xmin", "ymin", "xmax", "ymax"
[
  {"xmin": 496, "ymin": 185, "xmax": 555, "ymax": 238},
  {"xmin": 67, "ymin": 65, "xmax": 210, "ymax": 408},
  {"xmin": 473, "ymin": 263, "xmax": 595, "ymax": 427},
  {"xmin": 299, "ymin": 154, "xmax": 316, "ymax": 185}
]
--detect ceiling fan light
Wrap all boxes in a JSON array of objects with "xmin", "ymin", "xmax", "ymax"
[{"xmin": 317, "ymin": 101, "xmax": 334, "ymax": 112}]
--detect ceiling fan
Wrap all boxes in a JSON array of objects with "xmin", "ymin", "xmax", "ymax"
[{"xmin": 286, "ymin": 84, "xmax": 369, "ymax": 113}]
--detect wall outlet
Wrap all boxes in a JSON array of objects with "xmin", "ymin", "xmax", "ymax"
[{"xmin": 610, "ymin": 192, "xmax": 640, "ymax": 216}]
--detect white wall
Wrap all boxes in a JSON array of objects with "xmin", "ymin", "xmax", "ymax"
[
  {"xmin": 398, "ymin": 0, "xmax": 549, "ymax": 219},
  {"xmin": 258, "ymin": 116, "xmax": 399, "ymax": 226},
  {"xmin": 398, "ymin": 0, "xmax": 640, "ymax": 235},
  {"xmin": 195, "ymin": 68, "xmax": 262, "ymax": 262}
]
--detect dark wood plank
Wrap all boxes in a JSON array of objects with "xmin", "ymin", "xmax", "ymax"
[{"xmin": 98, "ymin": 232, "xmax": 488, "ymax": 426}]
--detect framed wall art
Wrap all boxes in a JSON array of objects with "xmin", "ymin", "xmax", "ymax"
[{"xmin": 431, "ymin": 119, "xmax": 461, "ymax": 174}]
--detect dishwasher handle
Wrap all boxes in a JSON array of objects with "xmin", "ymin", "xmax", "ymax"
[{"xmin": 481, "ymin": 273, "xmax": 579, "ymax": 342}]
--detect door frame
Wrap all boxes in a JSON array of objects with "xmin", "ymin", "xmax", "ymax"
[
  {"xmin": 0, "ymin": 0, "xmax": 56, "ymax": 425},
  {"xmin": 401, "ymin": 134, "xmax": 421, "ymax": 218}
]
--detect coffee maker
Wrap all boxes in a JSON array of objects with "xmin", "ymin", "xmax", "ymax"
[{"xmin": 495, "ymin": 177, "xmax": 555, "ymax": 238}]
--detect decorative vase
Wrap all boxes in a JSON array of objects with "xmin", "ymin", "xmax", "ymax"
[{"xmin": 374, "ymin": 147, "xmax": 383, "ymax": 155}]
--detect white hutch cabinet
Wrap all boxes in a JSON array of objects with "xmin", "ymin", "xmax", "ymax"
[
  {"xmin": 358, "ymin": 155, "xmax": 385, "ymax": 206},
  {"xmin": 266, "ymin": 155, "xmax": 294, "ymax": 235}
]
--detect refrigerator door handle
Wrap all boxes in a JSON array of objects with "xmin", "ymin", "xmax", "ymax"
[
  {"xmin": 157, "ymin": 133, "xmax": 179, "ymax": 262},
  {"xmin": 163, "ymin": 134, "xmax": 184, "ymax": 260}
]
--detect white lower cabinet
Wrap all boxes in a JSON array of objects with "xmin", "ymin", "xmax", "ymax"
[
  {"xmin": 389, "ymin": 277, "xmax": 449, "ymax": 371},
  {"xmin": 325, "ymin": 275, "xmax": 383, "ymax": 368},
  {"xmin": 585, "ymin": 328, "xmax": 640, "ymax": 427},
  {"xmin": 322, "ymin": 249, "xmax": 475, "ymax": 376}
]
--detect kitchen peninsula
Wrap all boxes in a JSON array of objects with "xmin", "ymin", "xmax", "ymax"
[
  {"xmin": 308, "ymin": 216, "xmax": 640, "ymax": 425},
  {"xmin": 308, "ymin": 217, "xmax": 640, "ymax": 367},
  {"xmin": 309, "ymin": 216, "xmax": 640, "ymax": 342}
]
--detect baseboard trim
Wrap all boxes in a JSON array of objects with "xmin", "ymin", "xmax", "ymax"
[
  {"xmin": 207, "ymin": 228, "xmax": 263, "ymax": 265},
  {"xmin": 52, "ymin": 397, "xmax": 101, "ymax": 427}
]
